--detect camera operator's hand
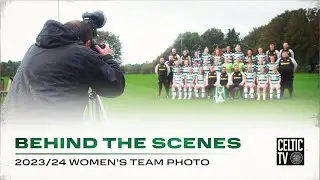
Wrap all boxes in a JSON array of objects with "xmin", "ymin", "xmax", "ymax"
[{"xmin": 95, "ymin": 44, "xmax": 112, "ymax": 56}]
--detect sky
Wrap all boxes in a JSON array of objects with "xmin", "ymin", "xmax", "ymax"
[{"xmin": 0, "ymin": 0, "xmax": 317, "ymax": 64}]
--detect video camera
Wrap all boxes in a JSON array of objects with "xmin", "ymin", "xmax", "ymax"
[
  {"xmin": 82, "ymin": 11, "xmax": 109, "ymax": 121},
  {"xmin": 82, "ymin": 10, "xmax": 107, "ymax": 53}
]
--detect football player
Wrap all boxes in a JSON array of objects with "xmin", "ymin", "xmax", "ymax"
[
  {"xmin": 194, "ymin": 67, "xmax": 206, "ymax": 98},
  {"xmin": 184, "ymin": 67, "xmax": 195, "ymax": 100},
  {"xmin": 256, "ymin": 66, "xmax": 269, "ymax": 100}
]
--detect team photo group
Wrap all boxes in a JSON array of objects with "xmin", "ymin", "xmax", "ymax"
[{"xmin": 155, "ymin": 42, "xmax": 298, "ymax": 101}]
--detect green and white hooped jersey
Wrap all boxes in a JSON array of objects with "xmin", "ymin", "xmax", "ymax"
[
  {"xmin": 212, "ymin": 56, "xmax": 223, "ymax": 65},
  {"xmin": 201, "ymin": 54, "xmax": 211, "ymax": 59},
  {"xmin": 244, "ymin": 71, "xmax": 256, "ymax": 83},
  {"xmin": 205, "ymin": 61, "xmax": 212, "ymax": 66},
  {"xmin": 172, "ymin": 66, "xmax": 181, "ymax": 75},
  {"xmin": 256, "ymin": 65, "xmax": 267, "ymax": 73},
  {"xmin": 192, "ymin": 66, "xmax": 200, "ymax": 75},
  {"xmin": 223, "ymin": 52, "xmax": 233, "ymax": 61},
  {"xmin": 196, "ymin": 74, "xmax": 205, "ymax": 84},
  {"xmin": 256, "ymin": 73, "xmax": 268, "ymax": 84},
  {"xmin": 245, "ymin": 56, "xmax": 256, "ymax": 64},
  {"xmin": 186, "ymin": 74, "xmax": 195, "ymax": 84},
  {"xmin": 182, "ymin": 66, "xmax": 190, "ymax": 76},
  {"xmin": 256, "ymin": 53, "xmax": 267, "ymax": 61},
  {"xmin": 214, "ymin": 64, "xmax": 222, "ymax": 73},
  {"xmin": 269, "ymin": 73, "xmax": 281, "ymax": 84},
  {"xmin": 233, "ymin": 52, "xmax": 245, "ymax": 61},
  {"xmin": 201, "ymin": 54, "xmax": 211, "ymax": 64},
  {"xmin": 266, "ymin": 63, "xmax": 277, "ymax": 74},
  {"xmin": 192, "ymin": 57, "xmax": 202, "ymax": 64},
  {"xmin": 203, "ymin": 65, "xmax": 210, "ymax": 75},
  {"xmin": 244, "ymin": 64, "xmax": 256, "ymax": 72},
  {"xmin": 173, "ymin": 73, "xmax": 184, "ymax": 84}
]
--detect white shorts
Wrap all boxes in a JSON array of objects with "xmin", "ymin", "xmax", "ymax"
[
  {"xmin": 257, "ymin": 84, "xmax": 268, "ymax": 88},
  {"xmin": 172, "ymin": 83, "xmax": 183, "ymax": 88},
  {"xmin": 245, "ymin": 82, "xmax": 255, "ymax": 88},
  {"xmin": 196, "ymin": 83, "xmax": 205, "ymax": 88},
  {"xmin": 185, "ymin": 83, "xmax": 194, "ymax": 88},
  {"xmin": 270, "ymin": 84, "xmax": 280, "ymax": 89}
]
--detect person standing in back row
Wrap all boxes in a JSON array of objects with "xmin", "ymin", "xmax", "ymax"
[
  {"xmin": 276, "ymin": 51, "xmax": 298, "ymax": 98},
  {"xmin": 155, "ymin": 58, "xmax": 170, "ymax": 98},
  {"xmin": 280, "ymin": 42, "xmax": 294, "ymax": 59},
  {"xmin": 266, "ymin": 43, "xmax": 280, "ymax": 62},
  {"xmin": 170, "ymin": 48, "xmax": 181, "ymax": 64}
]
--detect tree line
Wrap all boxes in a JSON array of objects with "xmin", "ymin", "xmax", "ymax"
[
  {"xmin": 123, "ymin": 8, "xmax": 319, "ymax": 74},
  {"xmin": 1, "ymin": 8, "xmax": 319, "ymax": 76}
]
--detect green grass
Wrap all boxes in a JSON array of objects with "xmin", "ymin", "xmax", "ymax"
[
  {"xmin": 1, "ymin": 76, "xmax": 9, "ymax": 90},
  {"xmin": 102, "ymin": 73, "xmax": 319, "ymax": 121},
  {"xmin": 2, "ymin": 74, "xmax": 319, "ymax": 121}
]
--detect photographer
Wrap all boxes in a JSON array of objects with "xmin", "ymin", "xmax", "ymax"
[{"xmin": 1, "ymin": 19, "xmax": 125, "ymax": 123}]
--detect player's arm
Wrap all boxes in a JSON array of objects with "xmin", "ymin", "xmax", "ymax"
[
  {"xmin": 188, "ymin": 56, "xmax": 192, "ymax": 66},
  {"xmin": 181, "ymin": 75, "xmax": 185, "ymax": 85},
  {"xmin": 256, "ymin": 75, "xmax": 260, "ymax": 86},
  {"xmin": 240, "ymin": 72, "xmax": 245, "ymax": 85},
  {"xmin": 215, "ymin": 72, "xmax": 221, "ymax": 86},
  {"xmin": 195, "ymin": 75, "xmax": 198, "ymax": 85},
  {"xmin": 276, "ymin": 50, "xmax": 280, "ymax": 59},
  {"xmin": 180, "ymin": 75, "xmax": 184, "ymax": 86},
  {"xmin": 290, "ymin": 57, "xmax": 298, "ymax": 72},
  {"xmin": 177, "ymin": 54, "xmax": 181, "ymax": 64},
  {"xmin": 265, "ymin": 50, "xmax": 269, "ymax": 62},
  {"xmin": 172, "ymin": 75, "xmax": 176, "ymax": 84},
  {"xmin": 241, "ymin": 53, "xmax": 245, "ymax": 62},
  {"xmin": 154, "ymin": 64, "xmax": 159, "ymax": 75},
  {"xmin": 228, "ymin": 72, "xmax": 234, "ymax": 85},
  {"xmin": 289, "ymin": 49, "xmax": 295, "ymax": 59},
  {"xmin": 205, "ymin": 72, "xmax": 208, "ymax": 85},
  {"xmin": 275, "ymin": 58, "xmax": 281, "ymax": 67},
  {"xmin": 204, "ymin": 75, "xmax": 207, "ymax": 86},
  {"xmin": 278, "ymin": 74, "xmax": 281, "ymax": 85},
  {"xmin": 165, "ymin": 64, "xmax": 170, "ymax": 76}
]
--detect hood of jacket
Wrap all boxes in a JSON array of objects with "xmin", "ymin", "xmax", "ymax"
[{"xmin": 35, "ymin": 20, "xmax": 80, "ymax": 48}]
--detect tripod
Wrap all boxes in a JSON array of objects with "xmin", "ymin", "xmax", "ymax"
[{"xmin": 84, "ymin": 90, "xmax": 107, "ymax": 121}]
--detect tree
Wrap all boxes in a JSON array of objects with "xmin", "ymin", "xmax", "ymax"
[
  {"xmin": 284, "ymin": 9, "xmax": 311, "ymax": 67},
  {"xmin": 306, "ymin": 8, "xmax": 320, "ymax": 72},
  {"xmin": 178, "ymin": 32, "xmax": 204, "ymax": 56},
  {"xmin": 201, "ymin": 28, "xmax": 225, "ymax": 51},
  {"xmin": 95, "ymin": 31, "xmax": 122, "ymax": 63},
  {"xmin": 224, "ymin": 28, "xmax": 241, "ymax": 50},
  {"xmin": 241, "ymin": 8, "xmax": 319, "ymax": 72},
  {"xmin": 140, "ymin": 63, "xmax": 154, "ymax": 74},
  {"xmin": 242, "ymin": 26, "xmax": 265, "ymax": 53},
  {"xmin": 0, "ymin": 60, "xmax": 21, "ymax": 77}
]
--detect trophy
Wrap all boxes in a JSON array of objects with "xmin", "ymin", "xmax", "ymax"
[{"xmin": 215, "ymin": 85, "xmax": 226, "ymax": 103}]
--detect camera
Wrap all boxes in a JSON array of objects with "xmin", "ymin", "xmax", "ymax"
[{"xmin": 82, "ymin": 10, "xmax": 107, "ymax": 52}]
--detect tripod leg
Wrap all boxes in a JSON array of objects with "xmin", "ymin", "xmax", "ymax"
[
  {"xmin": 96, "ymin": 98, "xmax": 102, "ymax": 121},
  {"xmin": 96, "ymin": 95, "xmax": 107, "ymax": 121}
]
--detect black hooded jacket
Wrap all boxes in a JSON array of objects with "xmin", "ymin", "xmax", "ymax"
[{"xmin": 1, "ymin": 20, "xmax": 125, "ymax": 123}]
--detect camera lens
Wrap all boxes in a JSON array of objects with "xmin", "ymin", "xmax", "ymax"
[{"xmin": 92, "ymin": 10, "xmax": 107, "ymax": 28}]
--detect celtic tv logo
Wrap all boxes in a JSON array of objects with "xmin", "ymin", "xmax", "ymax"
[{"xmin": 277, "ymin": 138, "xmax": 304, "ymax": 165}]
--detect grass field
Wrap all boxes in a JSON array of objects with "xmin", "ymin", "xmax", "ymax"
[
  {"xmin": 102, "ymin": 73, "xmax": 319, "ymax": 121},
  {"xmin": 1, "ymin": 74, "xmax": 319, "ymax": 121}
]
